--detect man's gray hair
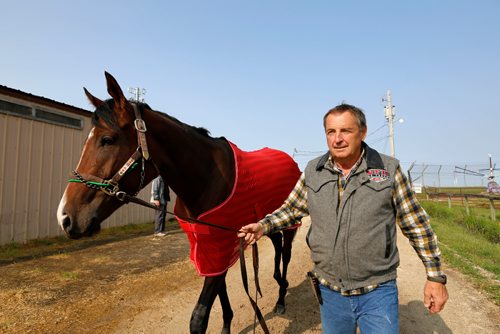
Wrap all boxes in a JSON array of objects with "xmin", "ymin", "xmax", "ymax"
[{"xmin": 323, "ymin": 104, "xmax": 367, "ymax": 130}]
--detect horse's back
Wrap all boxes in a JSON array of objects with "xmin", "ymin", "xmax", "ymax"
[{"xmin": 237, "ymin": 146, "xmax": 300, "ymax": 218}]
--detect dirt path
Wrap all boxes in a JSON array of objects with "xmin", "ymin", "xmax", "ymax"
[{"xmin": 0, "ymin": 217, "xmax": 498, "ymax": 333}]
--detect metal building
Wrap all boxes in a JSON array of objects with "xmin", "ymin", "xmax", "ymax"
[{"xmin": 0, "ymin": 85, "xmax": 162, "ymax": 245}]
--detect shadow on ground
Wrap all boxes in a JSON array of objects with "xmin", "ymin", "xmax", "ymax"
[
  {"xmin": 239, "ymin": 278, "xmax": 321, "ymax": 334},
  {"xmin": 400, "ymin": 300, "xmax": 452, "ymax": 334},
  {"xmin": 0, "ymin": 220, "xmax": 181, "ymax": 266}
]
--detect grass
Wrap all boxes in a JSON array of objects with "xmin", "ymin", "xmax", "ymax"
[
  {"xmin": 422, "ymin": 201, "xmax": 499, "ymax": 242},
  {"xmin": 60, "ymin": 271, "xmax": 80, "ymax": 280},
  {"xmin": 421, "ymin": 201, "xmax": 500, "ymax": 305}
]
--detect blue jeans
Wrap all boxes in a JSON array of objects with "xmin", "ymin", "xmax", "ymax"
[
  {"xmin": 319, "ymin": 280, "xmax": 399, "ymax": 334},
  {"xmin": 154, "ymin": 204, "xmax": 167, "ymax": 233}
]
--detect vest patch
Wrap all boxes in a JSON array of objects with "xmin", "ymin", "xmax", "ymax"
[{"xmin": 366, "ymin": 168, "xmax": 390, "ymax": 182}]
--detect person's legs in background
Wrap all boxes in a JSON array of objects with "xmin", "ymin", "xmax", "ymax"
[{"xmin": 154, "ymin": 204, "xmax": 167, "ymax": 236}]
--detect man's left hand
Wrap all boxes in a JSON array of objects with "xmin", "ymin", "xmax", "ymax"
[{"xmin": 424, "ymin": 281, "xmax": 449, "ymax": 313}]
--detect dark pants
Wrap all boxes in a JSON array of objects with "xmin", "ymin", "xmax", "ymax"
[{"xmin": 154, "ymin": 204, "xmax": 167, "ymax": 233}]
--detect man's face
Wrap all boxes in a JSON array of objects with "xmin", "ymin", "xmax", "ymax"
[{"xmin": 324, "ymin": 111, "xmax": 367, "ymax": 166}]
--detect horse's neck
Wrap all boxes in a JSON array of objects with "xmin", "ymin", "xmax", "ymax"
[{"xmin": 144, "ymin": 110, "xmax": 235, "ymax": 217}]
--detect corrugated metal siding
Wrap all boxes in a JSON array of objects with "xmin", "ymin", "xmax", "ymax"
[{"xmin": 0, "ymin": 103, "xmax": 163, "ymax": 245}]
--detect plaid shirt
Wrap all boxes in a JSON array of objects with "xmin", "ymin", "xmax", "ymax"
[{"xmin": 260, "ymin": 153, "xmax": 443, "ymax": 296}]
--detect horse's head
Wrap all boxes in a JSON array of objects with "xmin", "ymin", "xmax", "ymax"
[{"xmin": 57, "ymin": 72, "xmax": 157, "ymax": 239}]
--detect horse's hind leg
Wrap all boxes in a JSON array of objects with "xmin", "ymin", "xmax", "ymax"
[
  {"xmin": 190, "ymin": 273, "xmax": 229, "ymax": 334},
  {"xmin": 270, "ymin": 228, "xmax": 297, "ymax": 314},
  {"xmin": 278, "ymin": 228, "xmax": 297, "ymax": 313},
  {"xmin": 269, "ymin": 232, "xmax": 283, "ymax": 283},
  {"xmin": 218, "ymin": 279, "xmax": 233, "ymax": 334},
  {"xmin": 277, "ymin": 228, "xmax": 297, "ymax": 312}
]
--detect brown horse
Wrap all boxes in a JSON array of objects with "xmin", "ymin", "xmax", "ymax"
[{"xmin": 57, "ymin": 72, "xmax": 301, "ymax": 334}]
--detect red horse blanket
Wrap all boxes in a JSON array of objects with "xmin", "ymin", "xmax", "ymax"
[{"xmin": 175, "ymin": 141, "xmax": 301, "ymax": 276}]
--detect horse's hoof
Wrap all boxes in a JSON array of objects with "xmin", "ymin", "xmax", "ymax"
[
  {"xmin": 274, "ymin": 304, "xmax": 286, "ymax": 315},
  {"xmin": 221, "ymin": 322, "xmax": 231, "ymax": 334}
]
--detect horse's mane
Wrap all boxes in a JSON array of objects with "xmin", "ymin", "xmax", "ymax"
[
  {"xmin": 92, "ymin": 99, "xmax": 212, "ymax": 138},
  {"xmin": 151, "ymin": 108, "xmax": 212, "ymax": 138},
  {"xmin": 91, "ymin": 100, "xmax": 119, "ymax": 129}
]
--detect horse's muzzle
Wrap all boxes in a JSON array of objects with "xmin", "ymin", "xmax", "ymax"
[{"xmin": 61, "ymin": 215, "xmax": 101, "ymax": 239}]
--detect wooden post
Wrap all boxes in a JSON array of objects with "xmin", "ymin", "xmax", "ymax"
[
  {"xmin": 448, "ymin": 195, "xmax": 452, "ymax": 208},
  {"xmin": 489, "ymin": 199, "xmax": 496, "ymax": 221},
  {"xmin": 464, "ymin": 196, "xmax": 470, "ymax": 215}
]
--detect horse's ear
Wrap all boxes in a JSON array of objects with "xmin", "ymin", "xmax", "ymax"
[
  {"xmin": 83, "ymin": 87, "xmax": 103, "ymax": 108},
  {"xmin": 104, "ymin": 71, "xmax": 127, "ymax": 108},
  {"xmin": 104, "ymin": 71, "xmax": 134, "ymax": 127}
]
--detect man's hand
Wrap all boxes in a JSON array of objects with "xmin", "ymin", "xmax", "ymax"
[
  {"xmin": 237, "ymin": 223, "xmax": 264, "ymax": 246},
  {"xmin": 424, "ymin": 281, "xmax": 449, "ymax": 313},
  {"xmin": 151, "ymin": 200, "xmax": 160, "ymax": 207}
]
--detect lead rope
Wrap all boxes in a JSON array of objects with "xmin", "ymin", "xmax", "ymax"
[
  {"xmin": 71, "ymin": 174, "xmax": 268, "ymax": 333},
  {"xmin": 121, "ymin": 193, "xmax": 269, "ymax": 333},
  {"xmin": 135, "ymin": 156, "xmax": 146, "ymax": 196},
  {"xmin": 240, "ymin": 239, "xmax": 270, "ymax": 334},
  {"xmin": 160, "ymin": 203, "xmax": 269, "ymax": 333},
  {"xmin": 253, "ymin": 241, "xmax": 263, "ymax": 334}
]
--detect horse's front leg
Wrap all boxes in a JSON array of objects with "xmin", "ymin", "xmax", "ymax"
[
  {"xmin": 218, "ymin": 278, "xmax": 233, "ymax": 334},
  {"xmin": 190, "ymin": 273, "xmax": 229, "ymax": 334}
]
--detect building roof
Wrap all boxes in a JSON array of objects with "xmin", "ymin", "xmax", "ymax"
[{"xmin": 0, "ymin": 84, "xmax": 91, "ymax": 117}]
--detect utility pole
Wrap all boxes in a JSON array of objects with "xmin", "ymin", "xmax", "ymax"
[
  {"xmin": 383, "ymin": 90, "xmax": 396, "ymax": 157},
  {"xmin": 128, "ymin": 87, "xmax": 147, "ymax": 102}
]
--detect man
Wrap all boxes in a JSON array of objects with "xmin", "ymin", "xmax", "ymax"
[
  {"xmin": 239, "ymin": 104, "xmax": 448, "ymax": 333},
  {"xmin": 150, "ymin": 175, "xmax": 170, "ymax": 237}
]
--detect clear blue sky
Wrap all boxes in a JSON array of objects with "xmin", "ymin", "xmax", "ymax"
[{"xmin": 2, "ymin": 0, "xmax": 499, "ymax": 176}]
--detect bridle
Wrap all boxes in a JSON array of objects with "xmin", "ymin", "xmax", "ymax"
[
  {"xmin": 67, "ymin": 102, "xmax": 270, "ymax": 333},
  {"xmin": 69, "ymin": 102, "xmax": 157, "ymax": 208}
]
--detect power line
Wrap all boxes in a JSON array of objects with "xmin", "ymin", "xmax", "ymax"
[
  {"xmin": 292, "ymin": 148, "xmax": 325, "ymax": 157},
  {"xmin": 366, "ymin": 123, "xmax": 387, "ymax": 137},
  {"xmin": 368, "ymin": 135, "xmax": 389, "ymax": 145}
]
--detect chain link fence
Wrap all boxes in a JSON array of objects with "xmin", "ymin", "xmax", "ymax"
[
  {"xmin": 406, "ymin": 162, "xmax": 497, "ymax": 189},
  {"xmin": 292, "ymin": 149, "xmax": 497, "ymax": 189}
]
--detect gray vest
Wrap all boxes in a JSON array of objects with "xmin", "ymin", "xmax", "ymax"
[{"xmin": 304, "ymin": 144, "xmax": 400, "ymax": 290}]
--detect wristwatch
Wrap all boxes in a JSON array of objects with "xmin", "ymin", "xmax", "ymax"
[{"xmin": 427, "ymin": 275, "xmax": 447, "ymax": 285}]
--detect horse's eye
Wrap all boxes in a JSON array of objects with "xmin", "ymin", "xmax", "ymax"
[{"xmin": 100, "ymin": 136, "xmax": 115, "ymax": 146}]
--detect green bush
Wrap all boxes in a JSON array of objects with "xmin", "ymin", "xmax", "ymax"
[
  {"xmin": 423, "ymin": 201, "xmax": 455, "ymax": 219},
  {"xmin": 422, "ymin": 201, "xmax": 499, "ymax": 244},
  {"xmin": 463, "ymin": 215, "xmax": 500, "ymax": 244}
]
